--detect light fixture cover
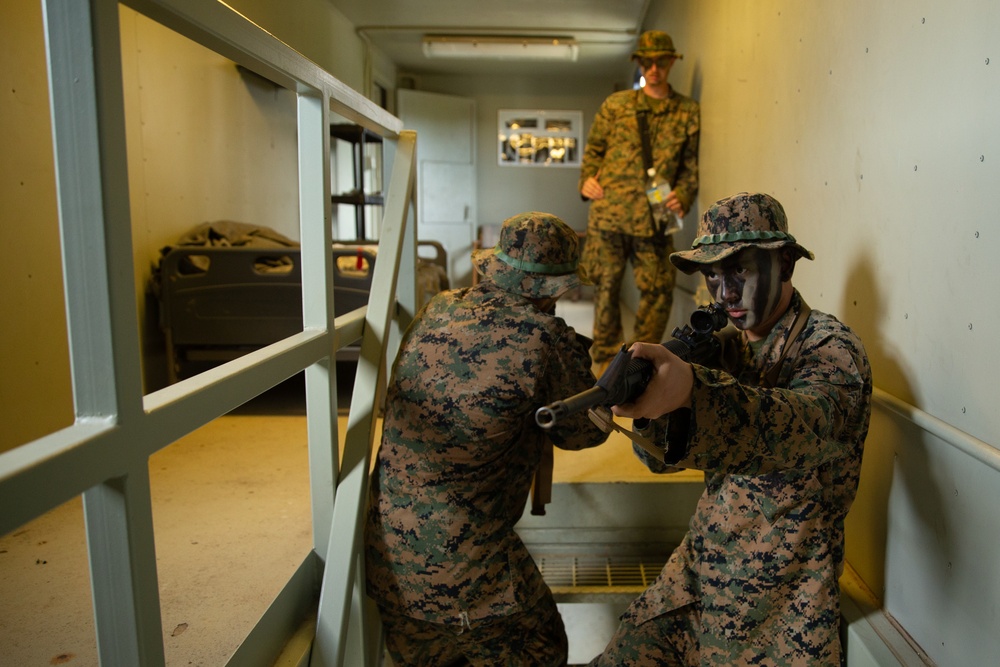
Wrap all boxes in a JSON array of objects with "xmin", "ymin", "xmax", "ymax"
[{"xmin": 422, "ymin": 35, "xmax": 579, "ymax": 61}]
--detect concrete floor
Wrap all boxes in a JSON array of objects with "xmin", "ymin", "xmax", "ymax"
[
  {"xmin": 0, "ymin": 405, "xmax": 316, "ymax": 667},
  {"xmin": 0, "ymin": 298, "xmax": 685, "ymax": 666}
]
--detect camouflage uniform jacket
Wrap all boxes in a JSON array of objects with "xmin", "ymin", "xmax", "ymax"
[
  {"xmin": 630, "ymin": 290, "xmax": 872, "ymax": 665},
  {"xmin": 365, "ymin": 281, "xmax": 607, "ymax": 626},
  {"xmin": 580, "ymin": 87, "xmax": 700, "ymax": 236}
]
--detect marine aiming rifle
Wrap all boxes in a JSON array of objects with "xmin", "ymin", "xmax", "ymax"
[{"xmin": 535, "ymin": 302, "xmax": 732, "ymax": 429}]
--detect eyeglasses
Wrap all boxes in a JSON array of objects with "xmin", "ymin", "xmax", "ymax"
[{"xmin": 638, "ymin": 57, "xmax": 672, "ymax": 70}]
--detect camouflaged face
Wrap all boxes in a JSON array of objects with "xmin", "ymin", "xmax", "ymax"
[
  {"xmin": 670, "ymin": 192, "xmax": 814, "ymax": 274},
  {"xmin": 632, "ymin": 30, "xmax": 681, "ymax": 59},
  {"xmin": 473, "ymin": 211, "xmax": 582, "ymax": 299}
]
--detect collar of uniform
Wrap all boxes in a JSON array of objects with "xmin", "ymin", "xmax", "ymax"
[
  {"xmin": 635, "ymin": 86, "xmax": 675, "ymax": 112},
  {"xmin": 753, "ymin": 289, "xmax": 807, "ymax": 370}
]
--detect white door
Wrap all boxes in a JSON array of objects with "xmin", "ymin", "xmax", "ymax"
[{"xmin": 397, "ymin": 89, "xmax": 476, "ymax": 286}]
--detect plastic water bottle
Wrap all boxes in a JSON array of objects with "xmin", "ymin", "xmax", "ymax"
[{"xmin": 645, "ymin": 168, "xmax": 681, "ymax": 236}]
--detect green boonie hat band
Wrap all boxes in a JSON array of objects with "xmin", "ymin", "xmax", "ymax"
[
  {"xmin": 493, "ymin": 247, "xmax": 578, "ymax": 275},
  {"xmin": 670, "ymin": 192, "xmax": 814, "ymax": 275},
  {"xmin": 692, "ymin": 230, "xmax": 799, "ymax": 248}
]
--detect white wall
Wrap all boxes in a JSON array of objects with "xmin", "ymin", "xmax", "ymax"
[
  {"xmin": 416, "ymin": 74, "xmax": 630, "ymax": 233},
  {"xmin": 647, "ymin": 0, "xmax": 1000, "ymax": 663},
  {"xmin": 652, "ymin": 0, "xmax": 999, "ymax": 439}
]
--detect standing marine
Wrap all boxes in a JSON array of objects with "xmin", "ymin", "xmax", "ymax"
[{"xmin": 579, "ymin": 29, "xmax": 700, "ymax": 369}]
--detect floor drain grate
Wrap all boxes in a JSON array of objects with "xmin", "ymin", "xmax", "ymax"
[{"xmin": 536, "ymin": 554, "xmax": 668, "ymax": 595}]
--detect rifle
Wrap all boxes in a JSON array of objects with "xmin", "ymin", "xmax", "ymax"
[{"xmin": 535, "ymin": 302, "xmax": 732, "ymax": 430}]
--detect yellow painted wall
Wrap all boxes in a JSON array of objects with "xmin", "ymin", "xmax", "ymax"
[
  {"xmin": 0, "ymin": 0, "xmax": 74, "ymax": 451},
  {"xmin": 0, "ymin": 0, "xmax": 384, "ymax": 451}
]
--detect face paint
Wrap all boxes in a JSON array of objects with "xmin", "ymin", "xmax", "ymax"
[{"xmin": 700, "ymin": 248, "xmax": 782, "ymax": 330}]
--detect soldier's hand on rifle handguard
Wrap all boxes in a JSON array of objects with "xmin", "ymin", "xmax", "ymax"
[{"xmin": 534, "ymin": 302, "xmax": 731, "ymax": 430}]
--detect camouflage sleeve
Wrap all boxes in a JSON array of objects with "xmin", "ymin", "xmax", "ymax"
[
  {"xmin": 540, "ymin": 327, "xmax": 610, "ymax": 451},
  {"xmin": 670, "ymin": 327, "xmax": 870, "ymax": 476},
  {"xmin": 579, "ymin": 98, "xmax": 613, "ymax": 190},
  {"xmin": 672, "ymin": 102, "xmax": 700, "ymax": 214},
  {"xmin": 631, "ymin": 411, "xmax": 691, "ymax": 473}
]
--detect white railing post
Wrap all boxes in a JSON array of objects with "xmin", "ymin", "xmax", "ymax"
[
  {"xmin": 43, "ymin": 0, "xmax": 165, "ymax": 663},
  {"xmin": 8, "ymin": 1, "xmax": 411, "ymax": 665},
  {"xmin": 311, "ymin": 130, "xmax": 417, "ymax": 667}
]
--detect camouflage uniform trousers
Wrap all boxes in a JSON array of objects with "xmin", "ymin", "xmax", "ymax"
[
  {"xmin": 581, "ymin": 229, "xmax": 676, "ymax": 363},
  {"xmin": 587, "ymin": 603, "xmax": 700, "ymax": 666},
  {"xmin": 378, "ymin": 588, "xmax": 568, "ymax": 667}
]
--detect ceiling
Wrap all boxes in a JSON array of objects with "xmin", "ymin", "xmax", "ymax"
[{"xmin": 326, "ymin": 0, "xmax": 652, "ymax": 78}]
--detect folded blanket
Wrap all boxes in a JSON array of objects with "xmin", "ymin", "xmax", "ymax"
[{"xmin": 174, "ymin": 220, "xmax": 299, "ymax": 249}]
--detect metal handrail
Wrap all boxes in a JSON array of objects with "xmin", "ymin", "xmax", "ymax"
[{"xmin": 0, "ymin": 0, "xmax": 414, "ymax": 665}]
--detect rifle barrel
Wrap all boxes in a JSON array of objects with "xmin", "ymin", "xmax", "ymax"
[
  {"xmin": 535, "ymin": 385, "xmax": 607, "ymax": 429},
  {"xmin": 534, "ymin": 303, "xmax": 730, "ymax": 430}
]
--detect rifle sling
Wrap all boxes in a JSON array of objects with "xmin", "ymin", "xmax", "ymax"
[
  {"xmin": 762, "ymin": 299, "xmax": 811, "ymax": 389},
  {"xmin": 530, "ymin": 440, "xmax": 554, "ymax": 516},
  {"xmin": 636, "ymin": 107, "xmax": 654, "ymax": 173}
]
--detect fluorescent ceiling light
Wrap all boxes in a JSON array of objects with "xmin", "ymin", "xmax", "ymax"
[{"xmin": 422, "ymin": 35, "xmax": 579, "ymax": 61}]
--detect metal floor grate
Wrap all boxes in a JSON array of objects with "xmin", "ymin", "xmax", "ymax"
[{"xmin": 536, "ymin": 554, "xmax": 668, "ymax": 595}]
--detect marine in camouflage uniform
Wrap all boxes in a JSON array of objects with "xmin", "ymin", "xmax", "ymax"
[
  {"xmin": 590, "ymin": 193, "xmax": 873, "ymax": 666},
  {"xmin": 365, "ymin": 212, "xmax": 609, "ymax": 667},
  {"xmin": 579, "ymin": 30, "xmax": 700, "ymax": 364}
]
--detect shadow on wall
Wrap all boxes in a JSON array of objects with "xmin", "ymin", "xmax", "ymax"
[
  {"xmin": 690, "ymin": 60, "xmax": 703, "ymax": 105},
  {"xmin": 841, "ymin": 253, "xmax": 951, "ymax": 611}
]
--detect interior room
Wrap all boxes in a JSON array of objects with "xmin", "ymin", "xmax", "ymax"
[{"xmin": 2, "ymin": 0, "xmax": 999, "ymax": 666}]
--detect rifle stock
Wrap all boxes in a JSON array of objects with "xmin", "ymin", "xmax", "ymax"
[{"xmin": 535, "ymin": 302, "xmax": 731, "ymax": 429}]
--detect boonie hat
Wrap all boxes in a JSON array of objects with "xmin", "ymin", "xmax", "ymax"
[
  {"xmin": 670, "ymin": 192, "xmax": 814, "ymax": 274},
  {"xmin": 632, "ymin": 30, "xmax": 683, "ymax": 60},
  {"xmin": 473, "ymin": 211, "xmax": 584, "ymax": 299}
]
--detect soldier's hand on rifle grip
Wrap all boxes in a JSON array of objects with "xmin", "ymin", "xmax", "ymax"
[{"xmin": 610, "ymin": 342, "xmax": 694, "ymax": 420}]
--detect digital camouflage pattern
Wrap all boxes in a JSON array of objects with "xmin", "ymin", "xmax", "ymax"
[
  {"xmin": 580, "ymin": 88, "xmax": 699, "ymax": 236},
  {"xmin": 581, "ymin": 229, "xmax": 676, "ymax": 363},
  {"xmin": 473, "ymin": 210, "xmax": 583, "ymax": 300},
  {"xmin": 671, "ymin": 192, "xmax": 814, "ymax": 275},
  {"xmin": 591, "ymin": 290, "xmax": 872, "ymax": 666},
  {"xmin": 632, "ymin": 30, "xmax": 683, "ymax": 59},
  {"xmin": 365, "ymin": 280, "xmax": 607, "ymax": 662},
  {"xmin": 579, "ymin": 88, "xmax": 699, "ymax": 362},
  {"xmin": 378, "ymin": 590, "xmax": 568, "ymax": 667}
]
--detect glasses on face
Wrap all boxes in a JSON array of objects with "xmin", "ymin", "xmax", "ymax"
[{"xmin": 638, "ymin": 57, "xmax": 672, "ymax": 70}]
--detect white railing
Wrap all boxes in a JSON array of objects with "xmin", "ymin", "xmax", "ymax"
[{"xmin": 0, "ymin": 0, "xmax": 415, "ymax": 665}]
